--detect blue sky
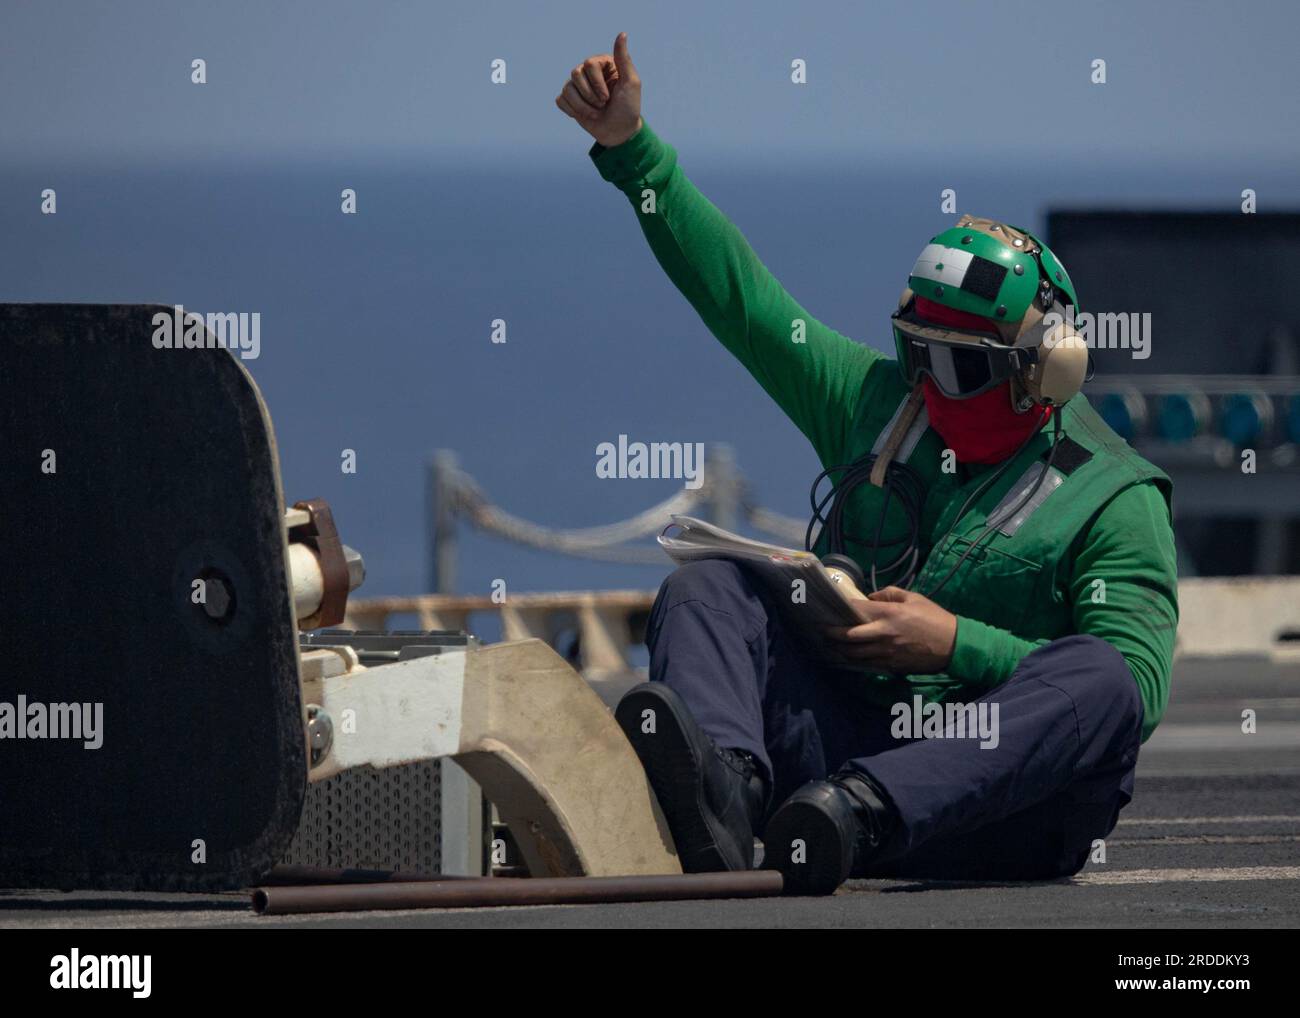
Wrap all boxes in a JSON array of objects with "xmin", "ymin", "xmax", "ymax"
[{"xmin": 3, "ymin": 0, "xmax": 1298, "ymax": 165}]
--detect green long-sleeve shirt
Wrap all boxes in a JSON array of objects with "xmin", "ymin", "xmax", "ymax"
[{"xmin": 590, "ymin": 121, "xmax": 1178, "ymax": 741}]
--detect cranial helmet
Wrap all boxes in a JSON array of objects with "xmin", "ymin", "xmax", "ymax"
[{"xmin": 891, "ymin": 214, "xmax": 1090, "ymax": 409}]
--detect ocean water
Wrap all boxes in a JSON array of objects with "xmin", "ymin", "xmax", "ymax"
[{"xmin": 4, "ymin": 152, "xmax": 1297, "ymax": 603}]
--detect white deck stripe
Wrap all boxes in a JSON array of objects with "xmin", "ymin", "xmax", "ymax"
[
  {"xmin": 1110, "ymin": 834, "xmax": 1300, "ymax": 846},
  {"xmin": 1119, "ymin": 814, "xmax": 1300, "ymax": 826},
  {"xmin": 1143, "ymin": 723, "xmax": 1300, "ymax": 750},
  {"xmin": 1076, "ymin": 866, "xmax": 1300, "ymax": 886}
]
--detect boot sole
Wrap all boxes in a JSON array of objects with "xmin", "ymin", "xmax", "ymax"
[
  {"xmin": 615, "ymin": 684, "xmax": 750, "ymax": 872},
  {"xmin": 762, "ymin": 798, "xmax": 852, "ymax": 896}
]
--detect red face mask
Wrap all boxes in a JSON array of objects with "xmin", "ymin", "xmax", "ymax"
[{"xmin": 912, "ymin": 296, "xmax": 1052, "ymax": 465}]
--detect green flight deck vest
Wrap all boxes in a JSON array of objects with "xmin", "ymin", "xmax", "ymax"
[{"xmin": 819, "ymin": 364, "xmax": 1173, "ymax": 710}]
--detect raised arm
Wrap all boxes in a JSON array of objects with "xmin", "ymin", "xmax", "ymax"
[{"xmin": 556, "ymin": 33, "xmax": 880, "ymax": 465}]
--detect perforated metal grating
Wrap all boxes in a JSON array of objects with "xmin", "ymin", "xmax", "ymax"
[
  {"xmin": 285, "ymin": 631, "xmax": 482, "ymax": 875},
  {"xmin": 281, "ymin": 760, "xmax": 443, "ymax": 873}
]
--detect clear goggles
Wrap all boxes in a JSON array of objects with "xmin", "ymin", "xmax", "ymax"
[{"xmin": 890, "ymin": 303, "xmax": 1035, "ymax": 400}]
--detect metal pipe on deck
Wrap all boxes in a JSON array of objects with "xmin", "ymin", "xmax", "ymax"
[{"xmin": 253, "ymin": 870, "xmax": 784, "ymax": 914}]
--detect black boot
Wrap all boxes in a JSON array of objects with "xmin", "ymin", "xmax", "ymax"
[
  {"xmin": 615, "ymin": 682, "xmax": 768, "ymax": 872},
  {"xmin": 762, "ymin": 769, "xmax": 897, "ymax": 895}
]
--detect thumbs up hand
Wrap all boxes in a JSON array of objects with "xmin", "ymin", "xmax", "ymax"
[{"xmin": 555, "ymin": 32, "xmax": 643, "ymax": 148}]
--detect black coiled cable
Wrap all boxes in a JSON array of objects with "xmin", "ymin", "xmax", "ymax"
[
  {"xmin": 806, "ymin": 455, "xmax": 928, "ymax": 591},
  {"xmin": 807, "ymin": 411, "xmax": 1065, "ymax": 597}
]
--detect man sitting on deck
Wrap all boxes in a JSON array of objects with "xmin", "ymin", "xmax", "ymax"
[{"xmin": 556, "ymin": 34, "xmax": 1178, "ymax": 894}]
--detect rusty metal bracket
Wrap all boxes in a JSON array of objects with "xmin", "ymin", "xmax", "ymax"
[{"xmin": 291, "ymin": 498, "xmax": 350, "ymax": 628}]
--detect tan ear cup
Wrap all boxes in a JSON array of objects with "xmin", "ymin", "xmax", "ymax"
[
  {"xmin": 898, "ymin": 286, "xmax": 914, "ymax": 312},
  {"xmin": 1029, "ymin": 318, "xmax": 1089, "ymax": 405}
]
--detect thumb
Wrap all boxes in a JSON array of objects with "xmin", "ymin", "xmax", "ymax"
[
  {"xmin": 612, "ymin": 31, "xmax": 636, "ymax": 79},
  {"xmin": 867, "ymin": 585, "xmax": 910, "ymax": 603}
]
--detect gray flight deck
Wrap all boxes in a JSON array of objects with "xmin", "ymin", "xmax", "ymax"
[{"xmin": 2, "ymin": 657, "xmax": 1296, "ymax": 929}]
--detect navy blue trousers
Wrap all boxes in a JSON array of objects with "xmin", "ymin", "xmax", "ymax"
[{"xmin": 645, "ymin": 559, "xmax": 1144, "ymax": 880}]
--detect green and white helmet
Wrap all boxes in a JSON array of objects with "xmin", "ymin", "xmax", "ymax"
[{"xmin": 891, "ymin": 214, "xmax": 1088, "ymax": 407}]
